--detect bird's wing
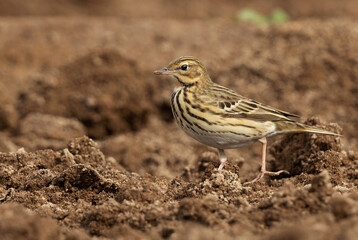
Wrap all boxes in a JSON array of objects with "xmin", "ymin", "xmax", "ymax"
[{"xmin": 203, "ymin": 85, "xmax": 299, "ymax": 122}]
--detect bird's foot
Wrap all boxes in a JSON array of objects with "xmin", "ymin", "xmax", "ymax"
[
  {"xmin": 243, "ymin": 170, "xmax": 289, "ymax": 185},
  {"xmin": 218, "ymin": 161, "xmax": 226, "ymax": 171}
]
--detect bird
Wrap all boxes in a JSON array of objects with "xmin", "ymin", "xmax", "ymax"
[{"xmin": 154, "ymin": 56, "xmax": 340, "ymax": 184}]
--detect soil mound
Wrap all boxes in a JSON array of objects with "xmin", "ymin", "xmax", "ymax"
[
  {"xmin": 1, "ymin": 124, "xmax": 357, "ymax": 239},
  {"xmin": 18, "ymin": 50, "xmax": 154, "ymax": 139}
]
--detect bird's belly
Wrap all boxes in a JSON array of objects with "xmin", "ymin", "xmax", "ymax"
[{"xmin": 181, "ymin": 127, "xmax": 259, "ymax": 149}]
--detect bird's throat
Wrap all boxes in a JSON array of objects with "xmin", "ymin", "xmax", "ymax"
[{"xmin": 175, "ymin": 74, "xmax": 212, "ymax": 88}]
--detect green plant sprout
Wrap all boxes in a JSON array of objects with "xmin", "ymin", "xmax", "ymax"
[{"xmin": 236, "ymin": 8, "xmax": 290, "ymax": 25}]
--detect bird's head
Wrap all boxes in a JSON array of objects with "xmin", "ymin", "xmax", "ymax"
[{"xmin": 154, "ymin": 56, "xmax": 211, "ymax": 86}]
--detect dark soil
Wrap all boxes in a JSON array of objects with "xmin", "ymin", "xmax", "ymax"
[{"xmin": 0, "ymin": 1, "xmax": 357, "ymax": 239}]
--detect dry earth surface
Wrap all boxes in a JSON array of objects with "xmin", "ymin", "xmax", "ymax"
[{"xmin": 0, "ymin": 1, "xmax": 358, "ymax": 239}]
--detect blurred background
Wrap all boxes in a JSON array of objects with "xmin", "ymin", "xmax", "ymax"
[{"xmin": 0, "ymin": 0, "xmax": 357, "ymax": 177}]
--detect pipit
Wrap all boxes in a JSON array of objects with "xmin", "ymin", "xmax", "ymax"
[{"xmin": 154, "ymin": 56, "xmax": 340, "ymax": 184}]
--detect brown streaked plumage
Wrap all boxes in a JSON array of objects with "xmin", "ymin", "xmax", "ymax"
[{"xmin": 154, "ymin": 56, "xmax": 340, "ymax": 184}]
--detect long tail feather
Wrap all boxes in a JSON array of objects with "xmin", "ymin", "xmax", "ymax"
[{"xmin": 275, "ymin": 121, "xmax": 341, "ymax": 136}]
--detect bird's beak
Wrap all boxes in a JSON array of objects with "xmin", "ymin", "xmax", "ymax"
[{"xmin": 154, "ymin": 67, "xmax": 175, "ymax": 75}]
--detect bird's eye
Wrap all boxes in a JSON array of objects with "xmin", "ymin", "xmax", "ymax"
[{"xmin": 181, "ymin": 64, "xmax": 188, "ymax": 71}]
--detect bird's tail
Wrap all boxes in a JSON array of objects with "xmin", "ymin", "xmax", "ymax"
[{"xmin": 275, "ymin": 121, "xmax": 341, "ymax": 136}]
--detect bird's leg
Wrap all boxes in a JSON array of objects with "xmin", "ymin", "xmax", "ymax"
[
  {"xmin": 244, "ymin": 137, "xmax": 289, "ymax": 185},
  {"xmin": 217, "ymin": 148, "xmax": 227, "ymax": 170}
]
